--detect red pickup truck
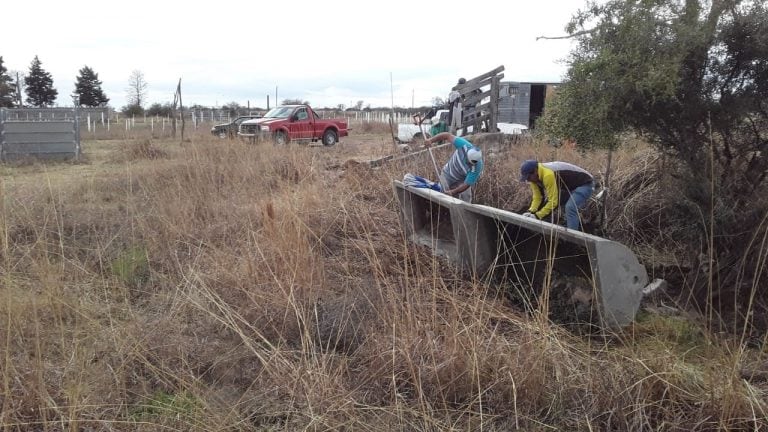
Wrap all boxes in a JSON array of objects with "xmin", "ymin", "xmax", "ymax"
[{"xmin": 237, "ymin": 104, "xmax": 349, "ymax": 146}]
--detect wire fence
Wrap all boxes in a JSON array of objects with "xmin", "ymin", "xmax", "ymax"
[{"xmin": 2, "ymin": 107, "xmax": 428, "ymax": 142}]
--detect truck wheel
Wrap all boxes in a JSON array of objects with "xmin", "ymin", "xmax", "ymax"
[
  {"xmin": 274, "ymin": 131, "xmax": 289, "ymax": 146},
  {"xmin": 217, "ymin": 130, "xmax": 227, "ymax": 139},
  {"xmin": 322, "ymin": 129, "xmax": 338, "ymax": 146}
]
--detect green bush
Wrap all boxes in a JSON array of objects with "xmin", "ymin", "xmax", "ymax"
[{"xmin": 110, "ymin": 245, "xmax": 149, "ymax": 288}]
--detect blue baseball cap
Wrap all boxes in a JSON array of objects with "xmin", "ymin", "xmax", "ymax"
[{"xmin": 520, "ymin": 160, "xmax": 538, "ymax": 182}]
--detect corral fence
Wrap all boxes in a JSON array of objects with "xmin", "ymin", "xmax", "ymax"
[
  {"xmin": 0, "ymin": 108, "xmax": 82, "ymax": 161},
  {"xmin": 186, "ymin": 109, "xmax": 415, "ymax": 128},
  {"xmin": 0, "ymin": 107, "xmax": 437, "ymax": 142},
  {"xmin": 451, "ymin": 65, "xmax": 505, "ymax": 135},
  {"xmin": 108, "ymin": 109, "xmax": 414, "ymax": 133}
]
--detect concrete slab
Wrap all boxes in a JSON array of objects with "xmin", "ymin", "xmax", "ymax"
[{"xmin": 393, "ymin": 180, "xmax": 648, "ymax": 328}]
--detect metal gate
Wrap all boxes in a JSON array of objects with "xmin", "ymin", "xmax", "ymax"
[{"xmin": 0, "ymin": 108, "xmax": 81, "ymax": 161}]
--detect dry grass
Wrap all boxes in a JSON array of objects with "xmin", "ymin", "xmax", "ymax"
[{"xmin": 0, "ymin": 130, "xmax": 766, "ymax": 431}]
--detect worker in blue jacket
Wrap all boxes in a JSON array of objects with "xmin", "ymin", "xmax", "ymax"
[{"xmin": 424, "ymin": 132, "xmax": 483, "ymax": 203}]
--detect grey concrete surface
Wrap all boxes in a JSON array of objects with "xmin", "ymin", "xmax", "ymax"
[{"xmin": 393, "ymin": 180, "xmax": 648, "ymax": 328}]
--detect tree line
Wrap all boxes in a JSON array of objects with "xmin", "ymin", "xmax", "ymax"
[
  {"xmin": 0, "ymin": 55, "xmax": 434, "ymax": 116},
  {"xmin": 0, "ymin": 55, "xmax": 152, "ymax": 113}
]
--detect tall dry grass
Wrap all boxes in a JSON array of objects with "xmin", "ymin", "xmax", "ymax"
[{"xmin": 0, "ymin": 131, "xmax": 766, "ymax": 430}]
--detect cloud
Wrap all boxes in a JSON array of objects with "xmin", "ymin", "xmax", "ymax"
[{"xmin": 3, "ymin": 0, "xmax": 582, "ymax": 109}]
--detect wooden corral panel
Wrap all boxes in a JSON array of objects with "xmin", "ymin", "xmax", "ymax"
[{"xmin": 452, "ymin": 66, "xmax": 505, "ymax": 135}]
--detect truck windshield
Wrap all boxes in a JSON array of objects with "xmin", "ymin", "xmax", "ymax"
[{"xmin": 263, "ymin": 107, "xmax": 295, "ymax": 118}]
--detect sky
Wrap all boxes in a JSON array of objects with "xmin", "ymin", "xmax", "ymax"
[{"xmin": 2, "ymin": 0, "xmax": 586, "ymax": 110}]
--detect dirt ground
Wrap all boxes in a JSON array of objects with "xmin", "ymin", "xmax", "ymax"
[
  {"xmin": 0, "ymin": 129, "xmax": 401, "ymax": 187},
  {"xmin": 317, "ymin": 131, "xmax": 403, "ymax": 161}
]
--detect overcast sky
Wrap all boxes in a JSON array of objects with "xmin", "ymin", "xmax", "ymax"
[{"xmin": 2, "ymin": 0, "xmax": 586, "ymax": 110}]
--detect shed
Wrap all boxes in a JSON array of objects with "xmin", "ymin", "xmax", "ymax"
[{"xmin": 498, "ymin": 81, "xmax": 560, "ymax": 129}]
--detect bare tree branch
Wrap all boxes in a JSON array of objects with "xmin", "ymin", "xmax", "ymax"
[{"xmin": 536, "ymin": 28, "xmax": 596, "ymax": 41}]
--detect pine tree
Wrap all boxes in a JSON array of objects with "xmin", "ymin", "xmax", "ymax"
[
  {"xmin": 0, "ymin": 56, "xmax": 16, "ymax": 108},
  {"xmin": 24, "ymin": 55, "xmax": 58, "ymax": 107},
  {"xmin": 73, "ymin": 65, "xmax": 109, "ymax": 107}
]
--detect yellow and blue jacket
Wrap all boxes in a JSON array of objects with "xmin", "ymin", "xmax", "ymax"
[{"xmin": 528, "ymin": 162, "xmax": 593, "ymax": 219}]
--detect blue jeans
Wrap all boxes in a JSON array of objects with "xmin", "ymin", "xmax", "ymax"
[{"xmin": 565, "ymin": 182, "xmax": 594, "ymax": 230}]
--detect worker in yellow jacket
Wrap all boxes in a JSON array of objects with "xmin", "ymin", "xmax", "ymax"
[{"xmin": 519, "ymin": 160, "xmax": 594, "ymax": 231}]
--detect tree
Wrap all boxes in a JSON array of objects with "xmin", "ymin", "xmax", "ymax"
[
  {"xmin": 146, "ymin": 102, "xmax": 172, "ymax": 117},
  {"xmin": 121, "ymin": 104, "xmax": 144, "ymax": 116},
  {"xmin": 281, "ymin": 98, "xmax": 309, "ymax": 105},
  {"xmin": 354, "ymin": 100, "xmax": 364, "ymax": 110},
  {"xmin": 0, "ymin": 57, "xmax": 17, "ymax": 108},
  {"xmin": 24, "ymin": 55, "xmax": 57, "ymax": 107},
  {"xmin": 222, "ymin": 101, "xmax": 242, "ymax": 116},
  {"xmin": 540, "ymin": 0, "xmax": 768, "ymax": 173},
  {"xmin": 126, "ymin": 70, "xmax": 148, "ymax": 108},
  {"xmin": 73, "ymin": 66, "xmax": 109, "ymax": 107},
  {"xmin": 539, "ymin": 0, "xmax": 768, "ymax": 320}
]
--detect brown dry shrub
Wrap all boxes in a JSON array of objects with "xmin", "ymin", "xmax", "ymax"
[
  {"xmin": 121, "ymin": 138, "xmax": 169, "ymax": 161},
  {"xmin": 2, "ymin": 133, "xmax": 767, "ymax": 430}
]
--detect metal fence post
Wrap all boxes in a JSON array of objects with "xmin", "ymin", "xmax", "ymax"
[
  {"xmin": 73, "ymin": 105, "xmax": 81, "ymax": 161},
  {"xmin": 0, "ymin": 108, "xmax": 5, "ymax": 161}
]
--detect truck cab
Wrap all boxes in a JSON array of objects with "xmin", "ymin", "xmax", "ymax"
[{"xmin": 396, "ymin": 110, "xmax": 449, "ymax": 143}]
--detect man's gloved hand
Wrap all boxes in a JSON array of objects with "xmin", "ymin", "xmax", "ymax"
[{"xmin": 522, "ymin": 212, "xmax": 537, "ymax": 219}]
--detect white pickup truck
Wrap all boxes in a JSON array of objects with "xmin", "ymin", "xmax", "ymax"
[
  {"xmin": 396, "ymin": 110, "xmax": 448, "ymax": 143},
  {"xmin": 396, "ymin": 109, "xmax": 528, "ymax": 143}
]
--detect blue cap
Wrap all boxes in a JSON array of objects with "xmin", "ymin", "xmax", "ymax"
[{"xmin": 520, "ymin": 160, "xmax": 538, "ymax": 182}]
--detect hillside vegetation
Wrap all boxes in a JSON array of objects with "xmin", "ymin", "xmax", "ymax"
[{"xmin": 1, "ymin": 131, "xmax": 766, "ymax": 431}]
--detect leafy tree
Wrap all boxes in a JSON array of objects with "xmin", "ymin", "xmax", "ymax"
[
  {"xmin": 540, "ymin": 0, "xmax": 767, "ymax": 176},
  {"xmin": 222, "ymin": 101, "xmax": 242, "ymax": 116},
  {"xmin": 0, "ymin": 56, "xmax": 17, "ymax": 108},
  {"xmin": 121, "ymin": 103, "xmax": 144, "ymax": 116},
  {"xmin": 24, "ymin": 55, "xmax": 57, "ymax": 107},
  {"xmin": 146, "ymin": 102, "xmax": 172, "ymax": 117},
  {"xmin": 73, "ymin": 66, "xmax": 109, "ymax": 107},
  {"xmin": 126, "ymin": 70, "xmax": 148, "ymax": 108},
  {"xmin": 539, "ymin": 0, "xmax": 768, "ymax": 319}
]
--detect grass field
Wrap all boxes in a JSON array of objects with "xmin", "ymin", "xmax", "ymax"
[{"xmin": 1, "ymin": 127, "xmax": 766, "ymax": 431}]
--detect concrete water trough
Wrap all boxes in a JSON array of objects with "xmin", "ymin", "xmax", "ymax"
[
  {"xmin": 393, "ymin": 179, "xmax": 465, "ymax": 261},
  {"xmin": 393, "ymin": 180, "xmax": 648, "ymax": 328}
]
